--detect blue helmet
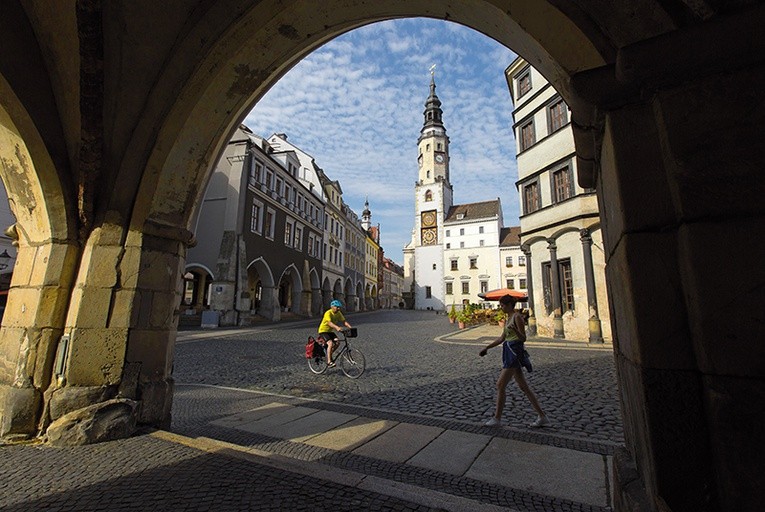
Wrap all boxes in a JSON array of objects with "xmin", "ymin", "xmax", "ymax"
[{"xmin": 330, "ymin": 299, "xmax": 343, "ymax": 308}]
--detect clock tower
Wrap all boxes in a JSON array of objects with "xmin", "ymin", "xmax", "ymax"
[{"xmin": 409, "ymin": 68, "xmax": 453, "ymax": 310}]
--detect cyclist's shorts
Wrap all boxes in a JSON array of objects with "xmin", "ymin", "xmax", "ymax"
[{"xmin": 318, "ymin": 331, "xmax": 339, "ymax": 342}]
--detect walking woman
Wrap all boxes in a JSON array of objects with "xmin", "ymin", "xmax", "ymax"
[{"xmin": 479, "ymin": 294, "xmax": 549, "ymax": 427}]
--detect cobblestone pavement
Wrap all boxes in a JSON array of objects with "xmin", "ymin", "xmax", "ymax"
[
  {"xmin": 0, "ymin": 435, "xmax": 443, "ymax": 512},
  {"xmin": 0, "ymin": 310, "xmax": 622, "ymax": 512},
  {"xmin": 173, "ymin": 309, "xmax": 623, "ymax": 444}
]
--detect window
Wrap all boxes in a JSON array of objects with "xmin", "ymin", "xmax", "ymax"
[
  {"xmin": 446, "ymin": 243, "xmax": 451, "ymax": 249},
  {"xmin": 506, "ymin": 279, "xmax": 515, "ymax": 289},
  {"xmin": 541, "ymin": 259, "xmax": 573, "ymax": 314},
  {"xmin": 275, "ymin": 177, "xmax": 283, "ymax": 197},
  {"xmin": 460, "ymin": 241, "xmax": 465, "ymax": 248},
  {"xmin": 425, "ymin": 286, "xmax": 432, "ymax": 298},
  {"xmin": 425, "ymin": 190, "xmax": 432, "ymax": 201},
  {"xmin": 548, "ymin": 99, "xmax": 568, "ymax": 133},
  {"xmin": 250, "ymin": 201, "xmax": 262, "ymax": 233},
  {"xmin": 520, "ymin": 278, "xmax": 527, "ymax": 290},
  {"xmin": 469, "ymin": 257, "xmax": 477, "ymax": 269},
  {"xmin": 479, "ymin": 226, "xmax": 484, "ymax": 234},
  {"xmin": 552, "ymin": 166, "xmax": 574, "ymax": 203},
  {"xmin": 284, "ymin": 222, "xmax": 292, "ymax": 246},
  {"xmin": 459, "ymin": 228, "xmax": 464, "ymax": 236},
  {"xmin": 479, "ymin": 240, "xmax": 484, "ymax": 247},
  {"xmin": 294, "ymin": 226, "xmax": 302, "ymax": 251},
  {"xmin": 264, "ymin": 209, "xmax": 275, "ymax": 239},
  {"xmin": 251, "ymin": 161, "xmax": 263, "ymax": 185},
  {"xmin": 445, "ymin": 230, "xmax": 450, "ymax": 237},
  {"xmin": 517, "ymin": 70, "xmax": 531, "ymax": 97},
  {"xmin": 308, "ymin": 234, "xmax": 314, "ymax": 256},
  {"xmin": 285, "ymin": 185, "xmax": 292, "ymax": 203},
  {"xmin": 505, "ymin": 256, "xmax": 513, "ymax": 267},
  {"xmin": 519, "ymin": 256, "xmax": 526, "ymax": 266},
  {"xmin": 523, "ymin": 181, "xmax": 541, "ymax": 214},
  {"xmin": 451, "ymin": 259, "xmax": 458, "ymax": 271},
  {"xmin": 432, "ymin": 263, "xmax": 437, "ymax": 270},
  {"xmin": 462, "ymin": 282, "xmax": 470, "ymax": 294},
  {"xmin": 520, "ymin": 121, "xmax": 535, "ymax": 151},
  {"xmin": 446, "ymin": 282, "xmax": 453, "ymax": 295},
  {"xmin": 480, "ymin": 281, "xmax": 488, "ymax": 294},
  {"xmin": 437, "ymin": 143, "xmax": 442, "ymax": 150},
  {"xmin": 265, "ymin": 169, "xmax": 273, "ymax": 189}
]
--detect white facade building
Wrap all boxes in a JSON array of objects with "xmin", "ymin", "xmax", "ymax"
[{"xmin": 506, "ymin": 58, "xmax": 611, "ymax": 342}]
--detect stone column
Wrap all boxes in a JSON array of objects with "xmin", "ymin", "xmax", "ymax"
[
  {"xmin": 0, "ymin": 240, "xmax": 79, "ymax": 439},
  {"xmin": 547, "ymin": 239, "xmax": 565, "ymax": 338},
  {"xmin": 520, "ymin": 244, "xmax": 537, "ymax": 336},
  {"xmin": 259, "ymin": 285, "xmax": 278, "ymax": 321},
  {"xmin": 572, "ymin": 36, "xmax": 765, "ymax": 506},
  {"xmin": 312, "ymin": 286, "xmax": 323, "ymax": 315},
  {"xmin": 579, "ymin": 229, "xmax": 603, "ymax": 343}
]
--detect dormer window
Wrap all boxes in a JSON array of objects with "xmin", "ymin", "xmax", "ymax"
[{"xmin": 457, "ymin": 213, "xmax": 465, "ymax": 220}]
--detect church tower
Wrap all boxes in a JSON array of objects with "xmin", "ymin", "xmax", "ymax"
[{"xmin": 409, "ymin": 68, "xmax": 453, "ymax": 310}]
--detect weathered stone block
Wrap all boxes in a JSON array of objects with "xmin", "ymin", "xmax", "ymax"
[
  {"xmin": 137, "ymin": 378, "xmax": 173, "ymax": 428},
  {"xmin": 108, "ymin": 289, "xmax": 139, "ymax": 328},
  {"xmin": 46, "ymin": 398, "xmax": 137, "ymax": 446},
  {"xmin": 78, "ymin": 243, "xmax": 123, "ymax": 289},
  {"xmin": 599, "ymin": 104, "xmax": 677, "ymax": 254},
  {"xmin": 0, "ymin": 326, "xmax": 25, "ymax": 383},
  {"xmin": 48, "ymin": 385, "xmax": 115, "ymax": 421},
  {"xmin": 655, "ymin": 65, "xmax": 765, "ymax": 221},
  {"xmin": 65, "ymin": 327, "xmax": 128, "ymax": 386},
  {"xmin": 28, "ymin": 242, "xmax": 79, "ymax": 287},
  {"xmin": 31, "ymin": 327, "xmax": 63, "ymax": 390},
  {"xmin": 703, "ymin": 374, "xmax": 765, "ymax": 511},
  {"xmin": 125, "ymin": 329, "xmax": 174, "ymax": 379},
  {"xmin": 2, "ymin": 286, "xmax": 70, "ymax": 329},
  {"xmin": 677, "ymin": 220, "xmax": 765, "ymax": 377},
  {"xmin": 606, "ymin": 231, "xmax": 695, "ymax": 370},
  {"xmin": 0, "ymin": 384, "xmax": 40, "ymax": 437},
  {"xmin": 65, "ymin": 286, "xmax": 112, "ymax": 328}
]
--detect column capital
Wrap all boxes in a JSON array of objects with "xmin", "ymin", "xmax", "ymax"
[
  {"xmin": 546, "ymin": 238, "xmax": 557, "ymax": 251},
  {"xmin": 580, "ymin": 228, "xmax": 593, "ymax": 243},
  {"xmin": 520, "ymin": 243, "xmax": 531, "ymax": 256}
]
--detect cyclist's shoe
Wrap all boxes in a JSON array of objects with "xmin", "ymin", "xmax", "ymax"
[
  {"xmin": 327, "ymin": 361, "xmax": 336, "ymax": 368},
  {"xmin": 484, "ymin": 417, "xmax": 501, "ymax": 427}
]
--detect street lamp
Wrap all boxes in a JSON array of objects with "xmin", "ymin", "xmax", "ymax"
[{"xmin": 0, "ymin": 250, "xmax": 12, "ymax": 271}]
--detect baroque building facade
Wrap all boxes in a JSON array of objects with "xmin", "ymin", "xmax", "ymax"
[
  {"xmin": 186, "ymin": 125, "xmax": 388, "ymax": 326},
  {"xmin": 506, "ymin": 58, "xmax": 610, "ymax": 342}
]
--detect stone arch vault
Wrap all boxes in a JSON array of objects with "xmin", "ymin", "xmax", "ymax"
[{"xmin": 1, "ymin": 2, "xmax": 763, "ymax": 510}]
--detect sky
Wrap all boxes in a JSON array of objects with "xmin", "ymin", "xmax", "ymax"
[{"xmin": 245, "ymin": 18, "xmax": 519, "ymax": 264}]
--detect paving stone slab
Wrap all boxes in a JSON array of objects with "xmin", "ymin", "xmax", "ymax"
[
  {"xmin": 303, "ymin": 417, "xmax": 399, "ymax": 452},
  {"xmin": 236, "ymin": 406, "xmax": 319, "ymax": 433},
  {"xmin": 352, "ymin": 422, "xmax": 444, "ymax": 463},
  {"xmin": 465, "ymin": 437, "xmax": 609, "ymax": 507},
  {"xmin": 209, "ymin": 402, "xmax": 292, "ymax": 428},
  {"xmin": 258, "ymin": 409, "xmax": 359, "ymax": 442},
  {"xmin": 407, "ymin": 429, "xmax": 492, "ymax": 475}
]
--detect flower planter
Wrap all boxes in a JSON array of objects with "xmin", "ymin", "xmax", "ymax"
[{"xmin": 458, "ymin": 321, "xmax": 466, "ymax": 329}]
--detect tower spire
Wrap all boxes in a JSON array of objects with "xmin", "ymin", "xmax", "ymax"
[{"xmin": 422, "ymin": 65, "xmax": 444, "ymax": 132}]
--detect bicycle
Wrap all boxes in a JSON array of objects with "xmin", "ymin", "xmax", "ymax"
[{"xmin": 307, "ymin": 328, "xmax": 366, "ymax": 378}]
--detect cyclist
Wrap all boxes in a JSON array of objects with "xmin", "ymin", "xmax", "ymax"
[{"xmin": 318, "ymin": 299, "xmax": 352, "ymax": 367}]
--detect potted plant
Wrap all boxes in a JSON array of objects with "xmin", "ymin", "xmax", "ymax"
[
  {"xmin": 456, "ymin": 310, "xmax": 469, "ymax": 329},
  {"xmin": 495, "ymin": 309, "xmax": 507, "ymax": 328},
  {"xmin": 448, "ymin": 304, "xmax": 457, "ymax": 324}
]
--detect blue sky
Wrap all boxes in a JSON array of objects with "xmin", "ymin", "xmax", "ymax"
[{"xmin": 245, "ymin": 18, "xmax": 519, "ymax": 263}]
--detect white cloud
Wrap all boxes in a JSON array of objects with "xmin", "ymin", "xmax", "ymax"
[{"xmin": 246, "ymin": 18, "xmax": 520, "ymax": 262}]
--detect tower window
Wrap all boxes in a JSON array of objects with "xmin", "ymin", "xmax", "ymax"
[
  {"xmin": 425, "ymin": 190, "xmax": 433, "ymax": 201},
  {"xmin": 425, "ymin": 286, "xmax": 432, "ymax": 298},
  {"xmin": 427, "ymin": 171, "xmax": 430, "ymax": 178},
  {"xmin": 437, "ymin": 143, "xmax": 442, "ymax": 150}
]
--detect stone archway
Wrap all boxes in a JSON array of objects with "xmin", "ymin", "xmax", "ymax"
[
  {"xmin": 1, "ymin": 2, "xmax": 763, "ymax": 509},
  {"xmin": 246, "ymin": 257, "xmax": 277, "ymax": 322}
]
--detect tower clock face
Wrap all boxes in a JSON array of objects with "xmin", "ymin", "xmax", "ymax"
[
  {"xmin": 435, "ymin": 154, "xmax": 444, "ymax": 163},
  {"xmin": 421, "ymin": 227, "xmax": 437, "ymax": 245},
  {"xmin": 421, "ymin": 210, "xmax": 436, "ymax": 227}
]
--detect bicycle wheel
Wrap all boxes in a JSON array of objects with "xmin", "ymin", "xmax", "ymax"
[
  {"xmin": 308, "ymin": 355, "xmax": 328, "ymax": 374},
  {"xmin": 340, "ymin": 347, "xmax": 366, "ymax": 378}
]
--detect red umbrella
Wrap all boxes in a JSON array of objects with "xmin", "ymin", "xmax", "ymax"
[{"xmin": 477, "ymin": 288, "xmax": 528, "ymax": 301}]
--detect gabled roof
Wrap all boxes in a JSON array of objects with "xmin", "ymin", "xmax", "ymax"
[
  {"xmin": 499, "ymin": 226, "xmax": 522, "ymax": 247},
  {"xmin": 444, "ymin": 199, "xmax": 501, "ymax": 223}
]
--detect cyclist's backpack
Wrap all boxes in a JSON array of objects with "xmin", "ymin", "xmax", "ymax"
[{"xmin": 305, "ymin": 336, "xmax": 325, "ymax": 358}]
